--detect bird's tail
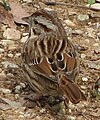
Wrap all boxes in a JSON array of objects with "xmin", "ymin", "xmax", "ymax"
[{"xmin": 59, "ymin": 76, "xmax": 86, "ymax": 104}]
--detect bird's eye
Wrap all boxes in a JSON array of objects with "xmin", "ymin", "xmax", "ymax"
[{"xmin": 34, "ymin": 20, "xmax": 38, "ymax": 24}]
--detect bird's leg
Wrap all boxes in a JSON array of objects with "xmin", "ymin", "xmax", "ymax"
[{"xmin": 24, "ymin": 92, "xmax": 42, "ymax": 107}]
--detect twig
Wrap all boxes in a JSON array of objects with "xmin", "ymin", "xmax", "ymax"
[
  {"xmin": 81, "ymin": 113, "xmax": 92, "ymax": 120},
  {"xmin": 43, "ymin": 1, "xmax": 100, "ymax": 11},
  {"xmin": 75, "ymin": 111, "xmax": 92, "ymax": 120}
]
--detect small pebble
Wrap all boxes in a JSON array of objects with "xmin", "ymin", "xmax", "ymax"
[
  {"xmin": 19, "ymin": 115, "xmax": 24, "ymax": 118},
  {"xmin": 86, "ymin": 28, "xmax": 94, "ymax": 38},
  {"xmin": 8, "ymin": 53, "xmax": 13, "ymax": 58},
  {"xmin": 1, "ymin": 40, "xmax": 17, "ymax": 50},
  {"xmin": 98, "ymin": 88, "xmax": 100, "ymax": 93},
  {"xmin": 1, "ymin": 61, "xmax": 19, "ymax": 69},
  {"xmin": 8, "ymin": 45, "xmax": 18, "ymax": 50},
  {"xmin": 3, "ymin": 28, "xmax": 21, "ymax": 40},
  {"xmin": 81, "ymin": 54, "xmax": 86, "ymax": 59},
  {"xmin": 67, "ymin": 116, "xmax": 76, "ymax": 120},
  {"xmin": 0, "ymin": 68, "xmax": 2, "ymax": 73},
  {"xmin": 15, "ymin": 53, "xmax": 21, "ymax": 58},
  {"xmin": 85, "ymin": 39, "xmax": 90, "ymax": 43},
  {"xmin": 0, "ymin": 48, "xmax": 4, "ymax": 53},
  {"xmin": 0, "ymin": 72, "xmax": 7, "ymax": 81},
  {"xmin": 93, "ymin": 43, "xmax": 99, "ymax": 47},
  {"xmin": 68, "ymin": 109, "xmax": 72, "ymax": 113},
  {"xmin": 7, "ymin": 73, "xmax": 14, "ymax": 77},
  {"xmin": 19, "ymin": 111, "xmax": 24, "ymax": 115},
  {"xmin": 76, "ymin": 103, "xmax": 85, "ymax": 109},
  {"xmin": 96, "ymin": 0, "xmax": 100, "ymax": 2},
  {"xmin": 15, "ymin": 85, "xmax": 22, "ymax": 93},
  {"xmin": 77, "ymin": 14, "xmax": 89, "ymax": 21},
  {"xmin": 81, "ymin": 86, "xmax": 86, "ymax": 90},
  {"xmin": 82, "ymin": 77, "xmax": 88, "ymax": 82},
  {"xmin": 35, "ymin": 116, "xmax": 41, "ymax": 120},
  {"xmin": 97, "ymin": 32, "xmax": 100, "ymax": 38},
  {"xmin": 1, "ymin": 25, "xmax": 7, "ymax": 31},
  {"xmin": 15, "ymin": 94, "xmax": 20, "ymax": 99},
  {"xmin": 72, "ymin": 29, "xmax": 84, "ymax": 35},
  {"xmin": 22, "ymin": 0, "xmax": 32, "ymax": 3},
  {"xmin": 86, "ymin": 3, "xmax": 100, "ymax": 10},
  {"xmin": 0, "ymin": 55, "xmax": 6, "ymax": 60},
  {"xmin": 0, "ymin": 88, "xmax": 11, "ymax": 94},
  {"xmin": 68, "ymin": 11, "xmax": 77, "ymax": 16},
  {"xmin": 1, "ymin": 40, "xmax": 15, "ymax": 46},
  {"xmin": 20, "ymin": 82, "xmax": 26, "ymax": 88},
  {"xmin": 68, "ymin": 103, "xmax": 76, "ymax": 110},
  {"xmin": 31, "ymin": 112, "xmax": 37, "ymax": 117},
  {"xmin": 64, "ymin": 20, "xmax": 76, "ymax": 27},
  {"xmin": 24, "ymin": 113, "xmax": 31, "ymax": 118},
  {"xmin": 40, "ymin": 108, "xmax": 46, "ymax": 113}
]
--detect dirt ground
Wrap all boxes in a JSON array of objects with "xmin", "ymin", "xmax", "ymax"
[{"xmin": 0, "ymin": 0, "xmax": 100, "ymax": 120}]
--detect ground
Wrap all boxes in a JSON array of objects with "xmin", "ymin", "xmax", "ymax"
[{"xmin": 0, "ymin": 0, "xmax": 100, "ymax": 120}]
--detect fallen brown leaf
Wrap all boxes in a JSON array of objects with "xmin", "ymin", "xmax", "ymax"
[
  {"xmin": 0, "ymin": 97, "xmax": 22, "ymax": 110},
  {"xmin": 9, "ymin": 0, "xmax": 30, "ymax": 24},
  {"xmin": 0, "ymin": 3, "xmax": 16, "ymax": 28}
]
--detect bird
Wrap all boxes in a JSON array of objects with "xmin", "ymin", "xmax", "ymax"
[{"xmin": 21, "ymin": 8, "xmax": 86, "ymax": 104}]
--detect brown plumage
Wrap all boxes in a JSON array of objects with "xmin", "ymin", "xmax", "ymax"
[{"xmin": 21, "ymin": 9, "xmax": 86, "ymax": 104}]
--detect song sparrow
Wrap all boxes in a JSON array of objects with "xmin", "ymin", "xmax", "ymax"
[{"xmin": 21, "ymin": 9, "xmax": 86, "ymax": 104}]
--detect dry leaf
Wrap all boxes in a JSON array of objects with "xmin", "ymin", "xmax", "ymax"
[
  {"xmin": 9, "ymin": 0, "xmax": 30, "ymax": 24},
  {"xmin": 0, "ymin": 97, "xmax": 22, "ymax": 110},
  {"xmin": 0, "ymin": 4, "xmax": 16, "ymax": 28}
]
